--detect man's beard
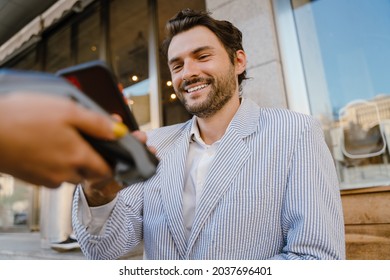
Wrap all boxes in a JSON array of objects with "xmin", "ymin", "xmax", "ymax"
[{"xmin": 176, "ymin": 66, "xmax": 237, "ymax": 119}]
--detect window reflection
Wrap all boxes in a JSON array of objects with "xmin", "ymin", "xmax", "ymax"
[
  {"xmin": 330, "ymin": 97, "xmax": 390, "ymax": 187},
  {"xmin": 292, "ymin": 0, "xmax": 390, "ymax": 189}
]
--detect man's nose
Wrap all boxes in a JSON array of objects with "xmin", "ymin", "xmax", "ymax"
[{"xmin": 182, "ymin": 60, "xmax": 200, "ymax": 81}]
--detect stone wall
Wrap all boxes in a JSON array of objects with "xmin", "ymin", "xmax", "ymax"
[{"xmin": 205, "ymin": 0, "xmax": 288, "ymax": 109}]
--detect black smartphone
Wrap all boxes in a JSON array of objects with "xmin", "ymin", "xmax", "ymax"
[{"xmin": 56, "ymin": 60, "xmax": 139, "ymax": 131}]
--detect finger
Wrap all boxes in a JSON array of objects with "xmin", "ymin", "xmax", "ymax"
[
  {"xmin": 111, "ymin": 113, "xmax": 122, "ymax": 122},
  {"xmin": 61, "ymin": 172, "xmax": 84, "ymax": 187},
  {"xmin": 148, "ymin": 146, "xmax": 157, "ymax": 155},
  {"xmin": 131, "ymin": 130, "xmax": 147, "ymax": 144},
  {"xmin": 131, "ymin": 130, "xmax": 156, "ymax": 155},
  {"xmin": 73, "ymin": 137, "xmax": 114, "ymax": 179},
  {"xmin": 69, "ymin": 103, "xmax": 117, "ymax": 140},
  {"xmin": 78, "ymin": 155, "xmax": 113, "ymax": 180}
]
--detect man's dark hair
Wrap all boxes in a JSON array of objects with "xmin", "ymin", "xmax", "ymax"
[{"xmin": 161, "ymin": 8, "xmax": 247, "ymax": 86}]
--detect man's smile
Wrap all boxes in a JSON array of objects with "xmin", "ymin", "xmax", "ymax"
[{"xmin": 185, "ymin": 83, "xmax": 210, "ymax": 93}]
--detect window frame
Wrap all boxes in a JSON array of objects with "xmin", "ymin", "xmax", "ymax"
[{"xmin": 272, "ymin": 0, "xmax": 311, "ymax": 115}]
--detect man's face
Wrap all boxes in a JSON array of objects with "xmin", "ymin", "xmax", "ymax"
[{"xmin": 167, "ymin": 26, "xmax": 238, "ymax": 118}]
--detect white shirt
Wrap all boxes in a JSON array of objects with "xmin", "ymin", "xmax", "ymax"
[
  {"xmin": 78, "ymin": 118, "xmax": 221, "ymax": 239},
  {"xmin": 183, "ymin": 119, "xmax": 220, "ymax": 239}
]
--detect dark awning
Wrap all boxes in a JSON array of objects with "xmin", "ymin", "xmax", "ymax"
[{"xmin": 0, "ymin": 0, "xmax": 93, "ymax": 63}]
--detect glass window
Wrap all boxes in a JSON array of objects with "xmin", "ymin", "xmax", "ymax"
[
  {"xmin": 46, "ymin": 3, "xmax": 100, "ymax": 71},
  {"xmin": 5, "ymin": 47, "xmax": 40, "ymax": 71},
  {"xmin": 76, "ymin": 7, "xmax": 100, "ymax": 64},
  {"xmin": 109, "ymin": 0, "xmax": 150, "ymax": 128},
  {"xmin": 291, "ymin": 0, "xmax": 390, "ymax": 189},
  {"xmin": 45, "ymin": 25, "xmax": 72, "ymax": 72}
]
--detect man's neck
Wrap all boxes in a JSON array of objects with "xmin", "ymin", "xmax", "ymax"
[{"xmin": 196, "ymin": 97, "xmax": 241, "ymax": 145}]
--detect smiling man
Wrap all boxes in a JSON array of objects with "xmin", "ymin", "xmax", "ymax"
[{"xmin": 72, "ymin": 8, "xmax": 346, "ymax": 260}]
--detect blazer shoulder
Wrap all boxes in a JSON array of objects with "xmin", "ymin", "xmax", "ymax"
[
  {"xmin": 260, "ymin": 107, "xmax": 319, "ymax": 128},
  {"xmin": 146, "ymin": 120, "xmax": 191, "ymax": 149}
]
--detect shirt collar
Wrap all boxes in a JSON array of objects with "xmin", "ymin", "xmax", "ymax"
[
  {"xmin": 189, "ymin": 117, "xmax": 203, "ymax": 144},
  {"xmin": 189, "ymin": 116, "xmax": 226, "ymax": 147},
  {"xmin": 188, "ymin": 98, "xmax": 252, "ymax": 145}
]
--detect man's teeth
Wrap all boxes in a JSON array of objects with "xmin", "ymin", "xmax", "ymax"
[{"xmin": 187, "ymin": 84, "xmax": 208, "ymax": 93}]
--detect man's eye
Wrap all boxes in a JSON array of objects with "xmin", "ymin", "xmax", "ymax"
[
  {"xmin": 199, "ymin": 54, "xmax": 210, "ymax": 60},
  {"xmin": 171, "ymin": 65, "xmax": 182, "ymax": 72}
]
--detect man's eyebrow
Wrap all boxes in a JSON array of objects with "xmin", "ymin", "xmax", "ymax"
[{"xmin": 168, "ymin": 46, "xmax": 215, "ymax": 66}]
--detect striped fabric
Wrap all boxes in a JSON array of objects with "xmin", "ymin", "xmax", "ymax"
[{"xmin": 72, "ymin": 98, "xmax": 346, "ymax": 260}]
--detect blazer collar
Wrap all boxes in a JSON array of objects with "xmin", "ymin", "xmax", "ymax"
[
  {"xmin": 229, "ymin": 97, "xmax": 261, "ymax": 139},
  {"xmin": 189, "ymin": 97, "xmax": 260, "ymax": 142}
]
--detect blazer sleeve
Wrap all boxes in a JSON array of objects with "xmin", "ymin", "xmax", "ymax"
[
  {"xmin": 72, "ymin": 183, "xmax": 144, "ymax": 260},
  {"xmin": 270, "ymin": 118, "xmax": 346, "ymax": 260}
]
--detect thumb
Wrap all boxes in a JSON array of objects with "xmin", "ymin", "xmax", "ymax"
[{"xmin": 69, "ymin": 105, "xmax": 128, "ymax": 140}]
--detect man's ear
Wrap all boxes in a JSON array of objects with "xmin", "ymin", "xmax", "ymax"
[{"xmin": 235, "ymin": 50, "xmax": 247, "ymax": 75}]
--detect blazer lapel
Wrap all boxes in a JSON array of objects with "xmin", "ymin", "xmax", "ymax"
[
  {"xmin": 186, "ymin": 98, "xmax": 260, "ymax": 255},
  {"xmin": 186, "ymin": 131, "xmax": 250, "ymax": 252},
  {"xmin": 159, "ymin": 123, "xmax": 191, "ymax": 258}
]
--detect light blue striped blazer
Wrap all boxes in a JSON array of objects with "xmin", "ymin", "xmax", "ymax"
[{"xmin": 72, "ymin": 98, "xmax": 346, "ymax": 260}]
